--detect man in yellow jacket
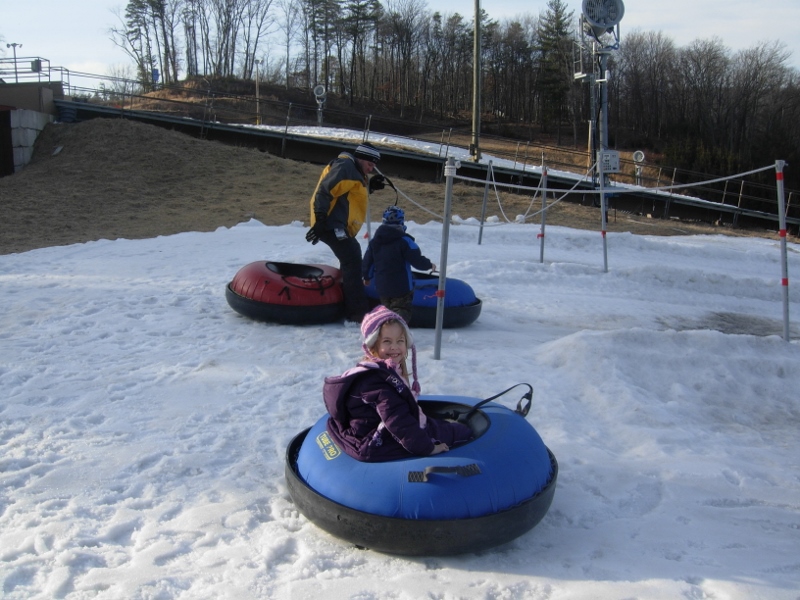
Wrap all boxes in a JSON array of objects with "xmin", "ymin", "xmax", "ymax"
[{"xmin": 306, "ymin": 142, "xmax": 386, "ymax": 322}]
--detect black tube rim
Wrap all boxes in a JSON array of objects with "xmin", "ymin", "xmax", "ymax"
[{"xmin": 285, "ymin": 427, "xmax": 558, "ymax": 556}]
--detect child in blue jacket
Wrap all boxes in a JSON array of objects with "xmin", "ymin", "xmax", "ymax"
[{"xmin": 362, "ymin": 206, "xmax": 436, "ymax": 323}]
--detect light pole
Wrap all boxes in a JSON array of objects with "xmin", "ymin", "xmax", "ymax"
[
  {"xmin": 254, "ymin": 59, "xmax": 262, "ymax": 125},
  {"xmin": 6, "ymin": 43, "xmax": 22, "ymax": 83},
  {"xmin": 580, "ymin": 0, "xmax": 624, "ymax": 272},
  {"xmin": 470, "ymin": 0, "xmax": 481, "ymax": 161}
]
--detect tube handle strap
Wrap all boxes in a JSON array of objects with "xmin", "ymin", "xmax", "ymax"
[{"xmin": 408, "ymin": 463, "xmax": 481, "ymax": 483}]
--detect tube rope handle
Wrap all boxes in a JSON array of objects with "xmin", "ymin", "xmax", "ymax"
[
  {"xmin": 461, "ymin": 383, "xmax": 534, "ymax": 423},
  {"xmin": 280, "ymin": 274, "xmax": 335, "ymax": 295}
]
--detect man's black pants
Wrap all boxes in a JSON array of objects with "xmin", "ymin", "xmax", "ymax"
[{"xmin": 319, "ymin": 231, "xmax": 369, "ymax": 322}]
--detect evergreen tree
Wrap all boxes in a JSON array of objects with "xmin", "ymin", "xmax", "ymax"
[{"xmin": 537, "ymin": 0, "xmax": 575, "ymax": 142}]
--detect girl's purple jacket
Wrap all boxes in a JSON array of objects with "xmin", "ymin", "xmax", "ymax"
[{"xmin": 323, "ymin": 360, "xmax": 472, "ymax": 462}]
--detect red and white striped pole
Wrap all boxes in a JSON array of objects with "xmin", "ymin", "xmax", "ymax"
[{"xmin": 775, "ymin": 160, "xmax": 790, "ymax": 342}]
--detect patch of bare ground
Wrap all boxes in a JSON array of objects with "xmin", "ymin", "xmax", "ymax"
[{"xmin": 0, "ymin": 118, "xmax": 780, "ymax": 256}]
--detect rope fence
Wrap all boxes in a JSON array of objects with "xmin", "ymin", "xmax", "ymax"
[{"xmin": 385, "ymin": 157, "xmax": 794, "ymax": 351}]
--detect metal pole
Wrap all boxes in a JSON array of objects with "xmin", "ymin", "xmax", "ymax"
[
  {"xmin": 364, "ymin": 115, "xmax": 372, "ymax": 140},
  {"xmin": 599, "ymin": 151, "xmax": 608, "ymax": 273},
  {"xmin": 775, "ymin": 160, "xmax": 790, "ymax": 341},
  {"xmin": 597, "ymin": 45, "xmax": 609, "ymax": 272},
  {"xmin": 7, "ymin": 43, "xmax": 22, "ymax": 83},
  {"xmin": 281, "ymin": 103, "xmax": 292, "ymax": 157},
  {"xmin": 600, "ymin": 79, "xmax": 609, "ymax": 156},
  {"xmin": 254, "ymin": 59, "xmax": 261, "ymax": 125},
  {"xmin": 539, "ymin": 167, "xmax": 548, "ymax": 263},
  {"xmin": 470, "ymin": 0, "xmax": 481, "ymax": 161},
  {"xmin": 434, "ymin": 157, "xmax": 456, "ymax": 360},
  {"xmin": 478, "ymin": 161, "xmax": 492, "ymax": 245},
  {"xmin": 598, "ymin": 48, "xmax": 609, "ymax": 186}
]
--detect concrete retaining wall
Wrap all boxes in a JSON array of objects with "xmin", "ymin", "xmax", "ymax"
[{"xmin": 1, "ymin": 108, "xmax": 53, "ymax": 175}]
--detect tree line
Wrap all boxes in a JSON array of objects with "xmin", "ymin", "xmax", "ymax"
[{"xmin": 110, "ymin": 0, "xmax": 800, "ymax": 190}]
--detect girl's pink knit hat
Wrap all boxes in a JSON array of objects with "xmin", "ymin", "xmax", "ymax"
[{"xmin": 361, "ymin": 305, "xmax": 420, "ymax": 394}]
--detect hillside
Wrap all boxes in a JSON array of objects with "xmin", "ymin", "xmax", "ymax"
[{"xmin": 0, "ymin": 117, "xmax": 757, "ymax": 256}]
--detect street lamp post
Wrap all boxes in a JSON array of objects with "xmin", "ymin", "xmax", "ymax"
[
  {"xmin": 6, "ymin": 43, "xmax": 22, "ymax": 83},
  {"xmin": 470, "ymin": 0, "xmax": 481, "ymax": 161},
  {"xmin": 254, "ymin": 59, "xmax": 261, "ymax": 125}
]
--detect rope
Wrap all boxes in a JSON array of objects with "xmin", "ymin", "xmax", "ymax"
[{"xmin": 372, "ymin": 161, "xmax": 780, "ymax": 230}]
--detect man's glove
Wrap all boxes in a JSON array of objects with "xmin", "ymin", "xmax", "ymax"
[
  {"xmin": 305, "ymin": 212, "xmax": 327, "ymax": 245},
  {"xmin": 305, "ymin": 227, "xmax": 320, "ymax": 244},
  {"xmin": 368, "ymin": 174, "xmax": 386, "ymax": 193}
]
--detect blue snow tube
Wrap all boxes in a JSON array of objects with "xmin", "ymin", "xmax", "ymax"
[
  {"xmin": 285, "ymin": 395, "xmax": 557, "ymax": 555},
  {"xmin": 364, "ymin": 272, "xmax": 482, "ymax": 328}
]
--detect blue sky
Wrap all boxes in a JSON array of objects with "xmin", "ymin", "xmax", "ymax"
[{"xmin": 3, "ymin": 0, "xmax": 799, "ymax": 75}]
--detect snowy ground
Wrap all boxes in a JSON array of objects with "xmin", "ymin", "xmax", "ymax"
[{"xmin": 2, "ymin": 218, "xmax": 799, "ymax": 599}]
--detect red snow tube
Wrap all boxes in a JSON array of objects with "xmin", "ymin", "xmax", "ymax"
[{"xmin": 226, "ymin": 261, "xmax": 344, "ymax": 324}]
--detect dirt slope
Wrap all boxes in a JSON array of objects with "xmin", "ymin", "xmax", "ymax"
[{"xmin": 0, "ymin": 118, "xmax": 754, "ymax": 255}]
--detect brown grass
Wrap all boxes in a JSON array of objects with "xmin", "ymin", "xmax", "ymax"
[{"xmin": 0, "ymin": 118, "xmax": 773, "ymax": 256}]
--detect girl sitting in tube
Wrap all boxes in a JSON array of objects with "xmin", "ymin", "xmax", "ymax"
[{"xmin": 322, "ymin": 305, "xmax": 472, "ymax": 462}]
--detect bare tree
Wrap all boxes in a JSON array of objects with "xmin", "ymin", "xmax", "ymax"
[
  {"xmin": 340, "ymin": 0, "xmax": 381, "ymax": 103},
  {"xmin": 729, "ymin": 41, "xmax": 792, "ymax": 159},
  {"xmin": 484, "ymin": 18, "xmax": 539, "ymax": 125},
  {"xmin": 617, "ymin": 29, "xmax": 677, "ymax": 143},
  {"xmin": 240, "ymin": 0, "xmax": 276, "ymax": 79},
  {"xmin": 382, "ymin": 0, "xmax": 425, "ymax": 117},
  {"xmin": 276, "ymin": 0, "xmax": 302, "ymax": 88}
]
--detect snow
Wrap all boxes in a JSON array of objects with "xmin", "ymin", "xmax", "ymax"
[{"xmin": 2, "ymin": 214, "xmax": 800, "ymax": 599}]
